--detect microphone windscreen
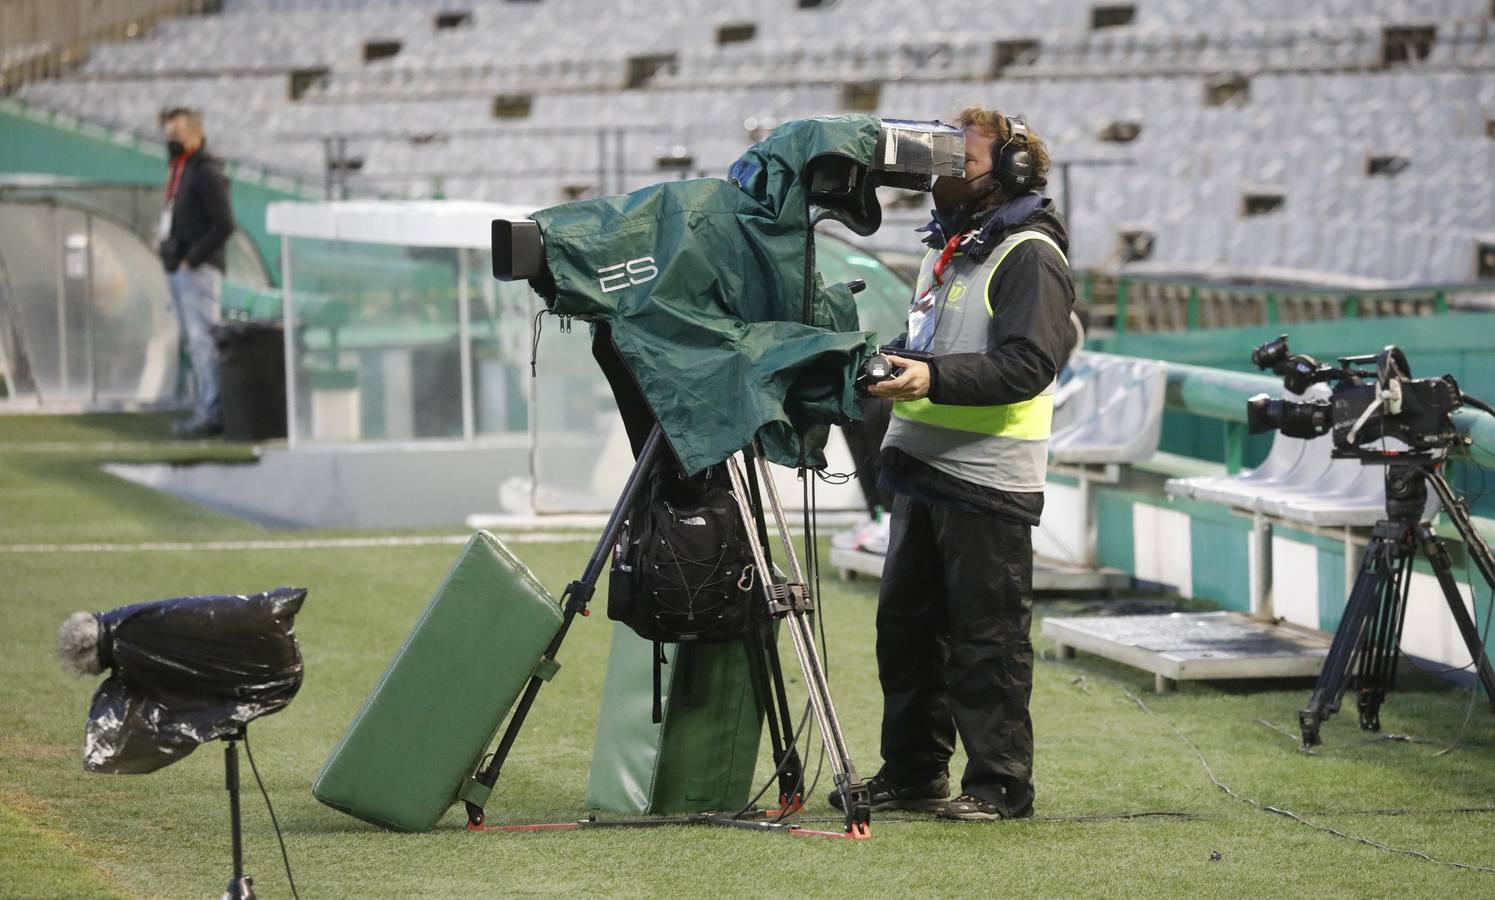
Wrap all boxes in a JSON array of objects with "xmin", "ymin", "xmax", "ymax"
[{"xmin": 58, "ymin": 612, "xmax": 105, "ymax": 676}]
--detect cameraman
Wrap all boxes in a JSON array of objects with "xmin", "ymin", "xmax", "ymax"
[{"xmin": 832, "ymin": 107, "xmax": 1075, "ymax": 821}]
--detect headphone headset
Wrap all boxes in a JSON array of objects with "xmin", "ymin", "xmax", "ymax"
[
  {"xmin": 990, "ymin": 114, "xmax": 1034, "ymax": 195},
  {"xmin": 934, "ymin": 113, "xmax": 1036, "ymax": 237}
]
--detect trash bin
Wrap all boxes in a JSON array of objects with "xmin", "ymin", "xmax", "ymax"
[{"xmin": 214, "ymin": 321, "xmax": 287, "ymax": 441}]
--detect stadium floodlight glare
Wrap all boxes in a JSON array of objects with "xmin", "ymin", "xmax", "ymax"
[{"xmin": 59, "ymin": 587, "xmax": 307, "ymax": 900}]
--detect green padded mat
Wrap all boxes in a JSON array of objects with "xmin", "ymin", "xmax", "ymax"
[
  {"xmin": 313, "ymin": 531, "xmax": 563, "ymax": 832},
  {"xmin": 586, "ymin": 626, "xmax": 763, "ymax": 814}
]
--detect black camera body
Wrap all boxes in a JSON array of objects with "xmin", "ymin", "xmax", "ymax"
[{"xmin": 1246, "ymin": 335, "xmax": 1462, "ymax": 456}]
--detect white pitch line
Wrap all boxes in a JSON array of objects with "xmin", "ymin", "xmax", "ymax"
[
  {"xmin": 0, "ymin": 526, "xmax": 826, "ymax": 555},
  {"xmin": 0, "ymin": 440, "xmax": 227, "ymax": 453},
  {"xmin": 0, "ymin": 533, "xmax": 601, "ymax": 554}
]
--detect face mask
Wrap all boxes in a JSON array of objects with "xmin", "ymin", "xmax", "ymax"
[
  {"xmin": 931, "ymin": 172, "xmax": 994, "ymax": 230},
  {"xmin": 166, "ymin": 140, "xmax": 186, "ymax": 158}
]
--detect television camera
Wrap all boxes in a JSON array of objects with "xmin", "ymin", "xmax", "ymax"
[
  {"xmin": 1246, "ymin": 335, "xmax": 1463, "ymax": 456},
  {"xmin": 1245, "ymin": 335, "xmax": 1495, "ymax": 746}
]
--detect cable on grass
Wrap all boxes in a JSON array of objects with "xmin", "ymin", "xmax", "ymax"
[
  {"xmin": 243, "ymin": 730, "xmax": 301, "ymax": 900},
  {"xmin": 1113, "ymin": 682, "xmax": 1495, "ymax": 874}
]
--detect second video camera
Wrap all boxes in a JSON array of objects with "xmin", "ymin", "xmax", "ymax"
[{"xmin": 1246, "ymin": 335, "xmax": 1462, "ymax": 456}]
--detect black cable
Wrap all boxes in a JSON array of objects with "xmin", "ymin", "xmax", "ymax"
[
  {"xmin": 812, "ymin": 469, "xmax": 855, "ymax": 485},
  {"xmin": 1432, "ymin": 575, "xmax": 1494, "ymax": 758},
  {"xmin": 796, "ymin": 470, "xmax": 831, "ymax": 813},
  {"xmin": 1394, "ymin": 438, "xmax": 1494, "ymax": 754},
  {"xmin": 1434, "ymin": 448, "xmax": 1495, "ymax": 757},
  {"xmin": 733, "ymin": 687, "xmax": 814, "ymax": 820},
  {"xmin": 761, "ymin": 461, "xmax": 823, "ymax": 824},
  {"xmin": 241, "ymin": 731, "xmax": 301, "ymax": 900},
  {"xmin": 1109, "ymin": 680, "xmax": 1495, "ymax": 874},
  {"xmin": 1461, "ymin": 392, "xmax": 1495, "ymax": 419},
  {"xmin": 528, "ymin": 308, "xmax": 546, "ymax": 377},
  {"xmin": 1250, "ymin": 718, "xmax": 1318, "ymax": 755},
  {"xmin": 791, "ymin": 811, "xmax": 1198, "ymax": 825},
  {"xmin": 733, "ymin": 451, "xmax": 816, "ymax": 821}
]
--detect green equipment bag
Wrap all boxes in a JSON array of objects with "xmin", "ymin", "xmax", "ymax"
[
  {"xmin": 586, "ymin": 624, "xmax": 764, "ymax": 814},
  {"xmin": 312, "ymin": 531, "xmax": 563, "ymax": 832}
]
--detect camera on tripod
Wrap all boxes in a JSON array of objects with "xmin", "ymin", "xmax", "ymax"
[
  {"xmin": 1245, "ymin": 334, "xmax": 1463, "ymax": 456},
  {"xmin": 1241, "ymin": 334, "xmax": 1495, "ymax": 747}
]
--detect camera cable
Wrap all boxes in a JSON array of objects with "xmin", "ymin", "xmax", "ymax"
[
  {"xmin": 1461, "ymin": 392, "xmax": 1495, "ymax": 419},
  {"xmin": 1053, "ymin": 655, "xmax": 1495, "ymax": 874},
  {"xmin": 795, "ymin": 469, "xmax": 832, "ymax": 816},
  {"xmin": 1123, "ymin": 682, "xmax": 1495, "ymax": 873},
  {"xmin": 242, "ymin": 730, "xmax": 301, "ymax": 900}
]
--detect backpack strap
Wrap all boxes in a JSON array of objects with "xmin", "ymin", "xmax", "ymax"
[{"xmin": 651, "ymin": 642, "xmax": 667, "ymax": 724}]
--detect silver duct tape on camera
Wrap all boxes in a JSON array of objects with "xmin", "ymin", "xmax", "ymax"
[{"xmin": 871, "ymin": 119, "xmax": 966, "ymax": 190}]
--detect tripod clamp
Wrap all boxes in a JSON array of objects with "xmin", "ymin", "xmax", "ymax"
[
  {"xmin": 766, "ymin": 581, "xmax": 813, "ymax": 616},
  {"xmin": 561, "ymin": 579, "xmax": 595, "ymax": 618}
]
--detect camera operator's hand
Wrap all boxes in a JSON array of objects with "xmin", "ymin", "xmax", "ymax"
[{"xmin": 869, "ymin": 354, "xmax": 931, "ymax": 401}]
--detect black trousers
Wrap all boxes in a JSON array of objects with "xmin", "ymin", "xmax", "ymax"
[
  {"xmin": 876, "ymin": 491, "xmax": 1035, "ymax": 815},
  {"xmin": 841, "ymin": 397, "xmax": 894, "ymax": 514}
]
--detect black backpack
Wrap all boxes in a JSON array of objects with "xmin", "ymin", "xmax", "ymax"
[{"xmin": 608, "ymin": 463, "xmax": 762, "ymax": 646}]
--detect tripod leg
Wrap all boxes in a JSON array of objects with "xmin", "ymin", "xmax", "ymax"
[
  {"xmin": 738, "ymin": 450, "xmax": 809, "ymax": 807},
  {"xmin": 743, "ymin": 452, "xmax": 870, "ymax": 833},
  {"xmin": 465, "ymin": 425, "xmax": 668, "ymax": 827},
  {"xmin": 1416, "ymin": 523, "xmax": 1495, "ymax": 707},
  {"xmin": 1301, "ymin": 531, "xmax": 1394, "ymax": 746},
  {"xmin": 224, "ymin": 733, "xmax": 255, "ymax": 900},
  {"xmin": 1357, "ymin": 552, "xmax": 1411, "ymax": 733}
]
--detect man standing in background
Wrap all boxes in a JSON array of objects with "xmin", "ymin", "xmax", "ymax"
[{"xmin": 159, "ymin": 107, "xmax": 234, "ymax": 436}]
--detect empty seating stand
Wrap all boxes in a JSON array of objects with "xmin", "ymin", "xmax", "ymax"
[
  {"xmin": 1164, "ymin": 390, "xmax": 1387, "ymax": 527},
  {"xmin": 1049, "ymin": 352, "xmax": 1168, "ymax": 464}
]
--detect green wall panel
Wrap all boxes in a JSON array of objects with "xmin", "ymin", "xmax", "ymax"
[
  {"xmin": 1096, "ymin": 491, "xmax": 1134, "ymax": 573},
  {"xmin": 1189, "ymin": 516, "xmax": 1252, "ymax": 612},
  {"xmin": 1316, "ymin": 540, "xmax": 1349, "ymax": 633}
]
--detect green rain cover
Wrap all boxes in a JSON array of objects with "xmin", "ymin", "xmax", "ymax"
[{"xmin": 529, "ymin": 115, "xmax": 885, "ymax": 474}]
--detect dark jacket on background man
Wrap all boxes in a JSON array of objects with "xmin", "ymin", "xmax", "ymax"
[
  {"xmin": 879, "ymin": 198, "xmax": 1076, "ymax": 525},
  {"xmin": 161, "ymin": 144, "xmax": 235, "ymax": 273}
]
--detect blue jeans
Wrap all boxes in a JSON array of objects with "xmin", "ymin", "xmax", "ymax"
[{"xmin": 167, "ymin": 265, "xmax": 223, "ymax": 425}]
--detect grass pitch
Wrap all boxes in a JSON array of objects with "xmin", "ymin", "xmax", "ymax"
[{"xmin": 2, "ymin": 413, "xmax": 1494, "ymax": 898}]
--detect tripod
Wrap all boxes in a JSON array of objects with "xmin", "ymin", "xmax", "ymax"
[
  {"xmin": 222, "ymin": 729, "xmax": 254, "ymax": 900},
  {"xmin": 462, "ymin": 424, "xmax": 872, "ymax": 835},
  {"xmin": 1299, "ymin": 456, "xmax": 1495, "ymax": 747}
]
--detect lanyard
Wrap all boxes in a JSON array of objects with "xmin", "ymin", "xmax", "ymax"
[
  {"xmin": 916, "ymin": 232, "xmax": 965, "ymax": 304},
  {"xmin": 165, "ymin": 148, "xmax": 197, "ymax": 200},
  {"xmin": 909, "ymin": 232, "xmax": 967, "ymax": 352}
]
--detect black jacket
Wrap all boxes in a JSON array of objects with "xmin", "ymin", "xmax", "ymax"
[
  {"xmin": 879, "ymin": 197, "xmax": 1077, "ymax": 524},
  {"xmin": 161, "ymin": 144, "xmax": 235, "ymax": 273}
]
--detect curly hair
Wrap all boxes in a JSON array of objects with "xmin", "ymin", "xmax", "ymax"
[{"xmin": 954, "ymin": 105, "xmax": 1051, "ymax": 194}]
